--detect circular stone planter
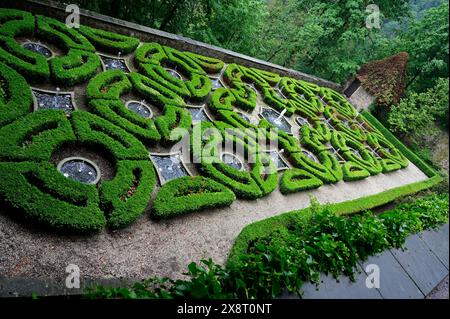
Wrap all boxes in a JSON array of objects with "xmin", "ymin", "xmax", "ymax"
[
  {"xmin": 22, "ymin": 42, "xmax": 53, "ymax": 59},
  {"xmin": 221, "ymin": 152, "xmax": 244, "ymax": 171},
  {"xmin": 126, "ymin": 100, "xmax": 153, "ymax": 118},
  {"xmin": 164, "ymin": 68, "xmax": 183, "ymax": 80},
  {"xmin": 57, "ymin": 157, "xmax": 101, "ymax": 184}
]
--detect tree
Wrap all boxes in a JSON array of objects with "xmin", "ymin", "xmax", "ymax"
[{"xmin": 387, "ymin": 78, "xmax": 449, "ymax": 144}]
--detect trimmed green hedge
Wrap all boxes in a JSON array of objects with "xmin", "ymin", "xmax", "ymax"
[
  {"xmin": 362, "ymin": 111, "xmax": 437, "ymax": 177},
  {"xmin": 280, "ymin": 168, "xmax": 323, "ymax": 194},
  {"xmin": 0, "ymin": 161, "xmax": 105, "ymax": 232},
  {"xmin": 89, "ymin": 99, "xmax": 161, "ymax": 144},
  {"xmin": 86, "ymin": 70, "xmax": 132, "ymax": 100},
  {"xmin": 36, "ymin": 15, "xmax": 95, "ymax": 52},
  {"xmin": 79, "ymin": 25, "xmax": 139, "ymax": 54},
  {"xmin": 0, "ymin": 109, "xmax": 76, "ymax": 162},
  {"xmin": 129, "ymin": 72, "xmax": 186, "ymax": 108},
  {"xmin": 0, "ymin": 8, "xmax": 34, "ymax": 37},
  {"xmin": 100, "ymin": 160, "xmax": 156, "ymax": 228},
  {"xmin": 154, "ymin": 104, "xmax": 192, "ymax": 146},
  {"xmin": 70, "ymin": 111, "xmax": 149, "ymax": 161},
  {"xmin": 152, "ymin": 176, "xmax": 236, "ymax": 219},
  {"xmin": 0, "ymin": 62, "xmax": 33, "ymax": 127},
  {"xmin": 0, "ymin": 35, "xmax": 50, "ymax": 82},
  {"xmin": 50, "ymin": 49, "xmax": 101, "ymax": 86}
]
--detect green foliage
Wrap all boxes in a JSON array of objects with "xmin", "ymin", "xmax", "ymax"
[
  {"xmin": 0, "ymin": 35, "xmax": 50, "ymax": 82},
  {"xmin": 154, "ymin": 104, "xmax": 192, "ymax": 146},
  {"xmin": 0, "ymin": 62, "xmax": 33, "ymax": 127},
  {"xmin": 89, "ymin": 99, "xmax": 161, "ymax": 144},
  {"xmin": 0, "ymin": 110, "xmax": 76, "ymax": 162},
  {"xmin": 362, "ymin": 110, "xmax": 438, "ymax": 178},
  {"xmin": 86, "ymin": 70, "xmax": 132, "ymax": 100},
  {"xmin": 70, "ymin": 111, "xmax": 149, "ymax": 160},
  {"xmin": 152, "ymin": 176, "xmax": 236, "ymax": 219},
  {"xmin": 50, "ymin": 49, "xmax": 101, "ymax": 86},
  {"xmin": 36, "ymin": 15, "xmax": 95, "ymax": 52},
  {"xmin": 100, "ymin": 160, "xmax": 156, "ymax": 228},
  {"xmin": 86, "ymin": 193, "xmax": 449, "ymax": 299},
  {"xmin": 0, "ymin": 161, "xmax": 105, "ymax": 233},
  {"xmin": 0, "ymin": 8, "xmax": 34, "ymax": 37},
  {"xmin": 280, "ymin": 168, "xmax": 323, "ymax": 194},
  {"xmin": 388, "ymin": 78, "xmax": 449, "ymax": 142},
  {"xmin": 79, "ymin": 25, "xmax": 140, "ymax": 54}
]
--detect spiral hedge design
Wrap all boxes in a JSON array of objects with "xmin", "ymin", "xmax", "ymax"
[{"xmin": 0, "ymin": 8, "xmax": 410, "ymax": 233}]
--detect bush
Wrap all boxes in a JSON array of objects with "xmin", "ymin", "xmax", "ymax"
[
  {"xmin": 36, "ymin": 15, "xmax": 95, "ymax": 52},
  {"xmin": 0, "ymin": 109, "xmax": 76, "ymax": 162},
  {"xmin": 50, "ymin": 49, "xmax": 101, "ymax": 86},
  {"xmin": 0, "ymin": 62, "xmax": 33, "ymax": 127},
  {"xmin": 79, "ymin": 25, "xmax": 139, "ymax": 54},
  {"xmin": 183, "ymin": 51, "xmax": 225, "ymax": 74},
  {"xmin": 0, "ymin": 8, "xmax": 35, "ymax": 37},
  {"xmin": 387, "ymin": 78, "xmax": 449, "ymax": 141},
  {"xmin": 86, "ymin": 69, "xmax": 132, "ymax": 100},
  {"xmin": 87, "ymin": 194, "xmax": 449, "ymax": 299},
  {"xmin": 129, "ymin": 72, "xmax": 186, "ymax": 108},
  {"xmin": 152, "ymin": 176, "xmax": 236, "ymax": 219},
  {"xmin": 154, "ymin": 104, "xmax": 192, "ymax": 146},
  {"xmin": 280, "ymin": 169, "xmax": 323, "ymax": 194},
  {"xmin": 100, "ymin": 160, "xmax": 156, "ymax": 228},
  {"xmin": 0, "ymin": 161, "xmax": 105, "ymax": 233},
  {"xmin": 134, "ymin": 42, "xmax": 167, "ymax": 66},
  {"xmin": 89, "ymin": 99, "xmax": 161, "ymax": 144},
  {"xmin": 70, "ymin": 111, "xmax": 148, "ymax": 161},
  {"xmin": 0, "ymin": 35, "xmax": 50, "ymax": 82},
  {"xmin": 139, "ymin": 63, "xmax": 191, "ymax": 98}
]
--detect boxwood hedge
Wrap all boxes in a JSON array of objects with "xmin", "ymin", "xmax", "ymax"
[
  {"xmin": 152, "ymin": 176, "xmax": 236, "ymax": 219},
  {"xmin": 78, "ymin": 25, "xmax": 140, "ymax": 54},
  {"xmin": 0, "ymin": 62, "xmax": 33, "ymax": 127},
  {"xmin": 100, "ymin": 160, "xmax": 156, "ymax": 228}
]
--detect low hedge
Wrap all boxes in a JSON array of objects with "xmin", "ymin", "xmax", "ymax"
[
  {"xmin": 70, "ymin": 111, "xmax": 149, "ymax": 161},
  {"xmin": 79, "ymin": 25, "xmax": 139, "ymax": 54},
  {"xmin": 0, "ymin": 35, "xmax": 50, "ymax": 82},
  {"xmin": 0, "ymin": 161, "xmax": 105, "ymax": 233},
  {"xmin": 342, "ymin": 161, "xmax": 371, "ymax": 181},
  {"xmin": 139, "ymin": 63, "xmax": 191, "ymax": 98},
  {"xmin": 183, "ymin": 51, "xmax": 225, "ymax": 74},
  {"xmin": 50, "ymin": 49, "xmax": 101, "ymax": 86},
  {"xmin": 36, "ymin": 15, "xmax": 95, "ymax": 52},
  {"xmin": 0, "ymin": 109, "xmax": 76, "ymax": 162},
  {"xmin": 152, "ymin": 176, "xmax": 236, "ymax": 219},
  {"xmin": 250, "ymin": 153, "xmax": 278, "ymax": 196},
  {"xmin": 163, "ymin": 46, "xmax": 206, "ymax": 76},
  {"xmin": 88, "ymin": 99, "xmax": 161, "ymax": 144},
  {"xmin": 186, "ymin": 73, "xmax": 212, "ymax": 102},
  {"xmin": 361, "ymin": 111, "xmax": 436, "ymax": 177},
  {"xmin": 154, "ymin": 104, "xmax": 192, "ymax": 146},
  {"xmin": 280, "ymin": 168, "xmax": 324, "ymax": 194},
  {"xmin": 100, "ymin": 160, "xmax": 156, "ymax": 228},
  {"xmin": 0, "ymin": 8, "xmax": 35, "ymax": 37},
  {"xmin": 86, "ymin": 193, "xmax": 449, "ymax": 299},
  {"xmin": 86, "ymin": 69, "xmax": 132, "ymax": 100},
  {"xmin": 200, "ymin": 161, "xmax": 263, "ymax": 200},
  {"xmin": 134, "ymin": 42, "xmax": 167, "ymax": 66},
  {"xmin": 0, "ymin": 62, "xmax": 33, "ymax": 127},
  {"xmin": 129, "ymin": 72, "xmax": 186, "ymax": 108}
]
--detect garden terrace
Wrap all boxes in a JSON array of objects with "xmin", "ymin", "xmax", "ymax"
[{"xmin": 0, "ymin": 3, "xmax": 441, "ymax": 285}]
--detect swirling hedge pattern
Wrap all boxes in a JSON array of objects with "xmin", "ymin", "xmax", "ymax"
[{"xmin": 0, "ymin": 8, "xmax": 409, "ymax": 232}]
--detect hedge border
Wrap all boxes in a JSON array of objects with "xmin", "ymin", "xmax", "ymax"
[{"xmin": 228, "ymin": 173, "xmax": 443, "ymax": 268}]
